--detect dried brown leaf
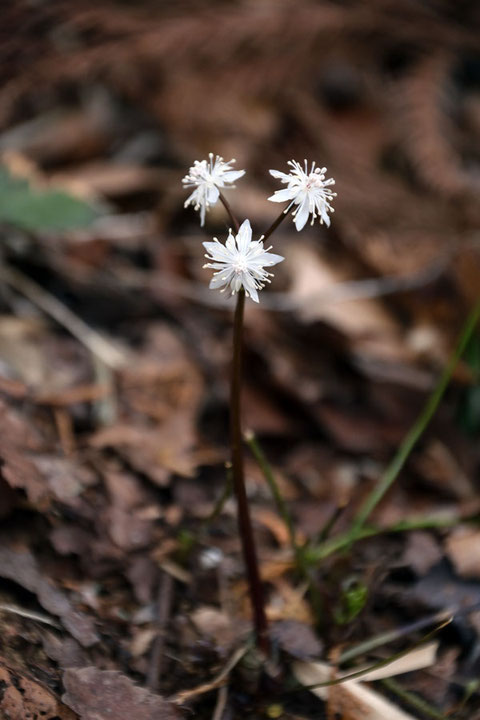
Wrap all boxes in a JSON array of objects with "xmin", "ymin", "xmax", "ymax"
[
  {"xmin": 62, "ymin": 667, "xmax": 180, "ymax": 720},
  {"xmin": 445, "ymin": 528, "xmax": 480, "ymax": 579},
  {"xmin": 0, "ymin": 547, "xmax": 98, "ymax": 647},
  {"xmin": 0, "ymin": 658, "xmax": 76, "ymax": 720}
]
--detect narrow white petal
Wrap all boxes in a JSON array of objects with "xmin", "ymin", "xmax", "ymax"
[
  {"xmin": 226, "ymin": 232, "xmax": 236, "ymax": 252},
  {"xmin": 294, "ymin": 197, "xmax": 310, "ymax": 231},
  {"xmin": 268, "ymin": 188, "xmax": 297, "ymax": 203},
  {"xmin": 320, "ymin": 208, "xmax": 331, "ymax": 227},
  {"xmin": 209, "ymin": 274, "xmax": 228, "ymax": 289},
  {"xmin": 221, "ymin": 169, "xmax": 245, "ymax": 182},
  {"xmin": 269, "ymin": 169, "xmax": 291, "ymax": 181},
  {"xmin": 203, "ymin": 241, "xmax": 231, "ymax": 260},
  {"xmin": 256, "ymin": 252, "xmax": 284, "ymax": 266},
  {"xmin": 236, "ymin": 219, "xmax": 252, "ymax": 252},
  {"xmin": 206, "ymin": 185, "xmax": 220, "ymax": 204}
]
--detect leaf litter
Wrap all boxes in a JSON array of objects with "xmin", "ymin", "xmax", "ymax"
[{"xmin": 0, "ymin": 1, "xmax": 479, "ymax": 718}]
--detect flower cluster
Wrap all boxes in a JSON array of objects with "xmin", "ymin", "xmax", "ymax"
[
  {"xmin": 268, "ymin": 159, "xmax": 336, "ymax": 231},
  {"xmin": 203, "ymin": 220, "xmax": 284, "ymax": 303},
  {"xmin": 182, "ymin": 154, "xmax": 245, "ymax": 226},
  {"xmin": 182, "ymin": 154, "xmax": 336, "ymax": 302}
]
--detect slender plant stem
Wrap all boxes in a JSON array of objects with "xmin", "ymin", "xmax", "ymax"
[
  {"xmin": 219, "ymin": 192, "xmax": 292, "ymax": 243},
  {"xmin": 200, "ymin": 464, "xmax": 233, "ymax": 530},
  {"xmin": 350, "ymin": 299, "xmax": 480, "ymax": 537},
  {"xmin": 231, "ymin": 289, "xmax": 269, "ymax": 653},
  {"xmin": 262, "ymin": 205, "xmax": 292, "ymax": 244},
  {"xmin": 219, "ymin": 192, "xmax": 240, "ymax": 233},
  {"xmin": 295, "ymin": 618, "xmax": 450, "ymax": 692},
  {"xmin": 380, "ymin": 678, "xmax": 449, "ymax": 720},
  {"xmin": 305, "ymin": 510, "xmax": 480, "ymax": 564},
  {"xmin": 339, "ymin": 607, "xmax": 453, "ymax": 664},
  {"xmin": 218, "ymin": 190, "xmax": 269, "ymax": 652},
  {"xmin": 244, "ymin": 430, "xmax": 298, "ymax": 554}
]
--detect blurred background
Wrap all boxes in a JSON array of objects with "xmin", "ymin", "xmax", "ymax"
[{"xmin": 0, "ymin": 0, "xmax": 480, "ymax": 717}]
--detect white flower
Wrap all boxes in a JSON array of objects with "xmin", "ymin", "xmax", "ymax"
[
  {"xmin": 268, "ymin": 159, "xmax": 336, "ymax": 231},
  {"xmin": 182, "ymin": 153, "xmax": 245, "ymax": 226},
  {"xmin": 203, "ymin": 219, "xmax": 284, "ymax": 303}
]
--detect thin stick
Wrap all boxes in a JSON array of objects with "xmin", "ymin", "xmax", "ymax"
[
  {"xmin": 171, "ymin": 643, "xmax": 249, "ymax": 704},
  {"xmin": 212, "ymin": 685, "xmax": 228, "ymax": 720},
  {"xmin": 0, "ymin": 265, "xmax": 127, "ymax": 369},
  {"xmin": 147, "ymin": 570, "xmax": 174, "ymax": 691},
  {"xmin": 231, "ymin": 290, "xmax": 269, "ymax": 654},
  {"xmin": 350, "ymin": 299, "xmax": 480, "ymax": 537}
]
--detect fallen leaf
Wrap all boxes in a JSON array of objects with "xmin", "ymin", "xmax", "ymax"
[
  {"xmin": 294, "ymin": 642, "xmax": 438, "ymax": 720},
  {"xmin": 191, "ymin": 606, "xmax": 241, "ymax": 652},
  {"xmin": 445, "ymin": 528, "xmax": 480, "ymax": 579},
  {"xmin": 326, "ymin": 677, "xmax": 420, "ymax": 720},
  {"xmin": 0, "ymin": 399, "xmax": 48, "ymax": 506},
  {"xmin": 254, "ymin": 508, "xmax": 291, "ymax": 547},
  {"xmin": 62, "ymin": 667, "xmax": 180, "ymax": 720},
  {"xmin": 0, "ymin": 657, "xmax": 76, "ymax": 720},
  {"xmin": 271, "ymin": 620, "xmax": 323, "ymax": 660},
  {"xmin": 287, "ymin": 244, "xmax": 407, "ymax": 362},
  {"xmin": 402, "ymin": 532, "xmax": 443, "ymax": 576},
  {"xmin": 0, "ymin": 547, "xmax": 98, "ymax": 647}
]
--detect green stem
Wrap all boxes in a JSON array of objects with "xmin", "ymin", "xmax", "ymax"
[
  {"xmin": 244, "ymin": 430, "xmax": 298, "ymax": 554},
  {"xmin": 380, "ymin": 678, "xmax": 449, "ymax": 720},
  {"xmin": 200, "ymin": 464, "xmax": 233, "ymax": 530},
  {"xmin": 339, "ymin": 608, "xmax": 452, "ymax": 665},
  {"xmin": 305, "ymin": 511, "xmax": 480, "ymax": 564},
  {"xmin": 350, "ymin": 300, "xmax": 480, "ymax": 537},
  {"xmin": 231, "ymin": 290, "xmax": 269, "ymax": 654},
  {"xmin": 296, "ymin": 617, "xmax": 450, "ymax": 692}
]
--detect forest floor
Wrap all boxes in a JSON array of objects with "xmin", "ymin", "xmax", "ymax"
[{"xmin": 0, "ymin": 2, "xmax": 480, "ymax": 719}]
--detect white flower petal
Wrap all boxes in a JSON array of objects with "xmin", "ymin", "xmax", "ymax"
[
  {"xmin": 221, "ymin": 169, "xmax": 246, "ymax": 183},
  {"xmin": 210, "ymin": 274, "xmax": 228, "ymax": 289},
  {"xmin": 203, "ymin": 241, "xmax": 231, "ymax": 260},
  {"xmin": 255, "ymin": 252, "xmax": 284, "ymax": 266},
  {"xmin": 320, "ymin": 208, "xmax": 331, "ymax": 227},
  {"xmin": 294, "ymin": 196, "xmax": 310, "ymax": 231},
  {"xmin": 182, "ymin": 155, "xmax": 245, "ymax": 226},
  {"xmin": 206, "ymin": 185, "xmax": 220, "ymax": 204},
  {"xmin": 269, "ymin": 169, "xmax": 291, "ymax": 181},
  {"xmin": 236, "ymin": 219, "xmax": 252, "ymax": 253},
  {"xmin": 202, "ymin": 220, "xmax": 282, "ymax": 303},
  {"xmin": 268, "ymin": 188, "xmax": 297, "ymax": 203},
  {"xmin": 226, "ymin": 232, "xmax": 236, "ymax": 252},
  {"xmin": 269, "ymin": 159, "xmax": 336, "ymax": 231}
]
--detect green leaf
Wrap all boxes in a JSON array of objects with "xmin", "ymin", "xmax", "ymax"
[
  {"xmin": 0, "ymin": 165, "xmax": 99, "ymax": 232},
  {"xmin": 334, "ymin": 577, "xmax": 368, "ymax": 625}
]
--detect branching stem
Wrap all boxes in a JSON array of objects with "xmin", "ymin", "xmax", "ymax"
[
  {"xmin": 262, "ymin": 205, "xmax": 292, "ymax": 244},
  {"xmin": 219, "ymin": 192, "xmax": 240, "ymax": 233},
  {"xmin": 231, "ymin": 289, "xmax": 269, "ymax": 653},
  {"xmin": 218, "ymin": 191, "xmax": 268, "ymax": 652}
]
